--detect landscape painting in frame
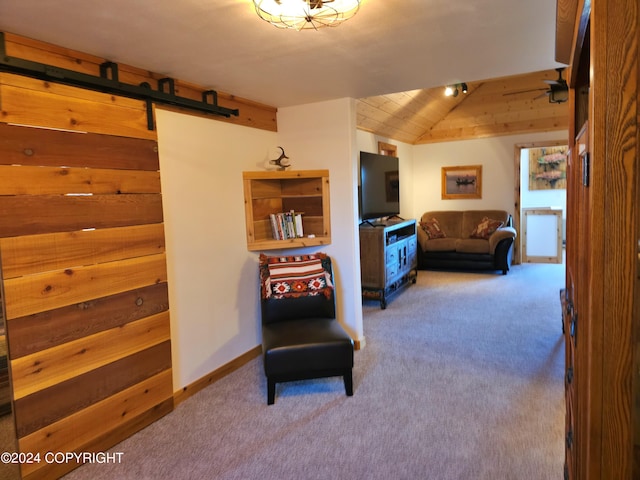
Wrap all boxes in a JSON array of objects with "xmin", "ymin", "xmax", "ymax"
[{"xmin": 442, "ymin": 165, "xmax": 482, "ymax": 199}]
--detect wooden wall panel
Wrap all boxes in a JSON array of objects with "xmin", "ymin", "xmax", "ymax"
[
  {"xmin": 13, "ymin": 341, "xmax": 171, "ymax": 438},
  {"xmin": 4, "ymin": 32, "xmax": 278, "ymax": 133},
  {"xmin": 562, "ymin": 0, "xmax": 640, "ymax": 478},
  {"xmin": 0, "ymin": 225, "xmax": 165, "ymax": 279},
  {"xmin": 0, "ymin": 194, "xmax": 164, "ymax": 238},
  {"xmin": 0, "ymin": 109, "xmax": 173, "ymax": 477},
  {"xmin": 0, "ymin": 165, "xmax": 161, "ymax": 195},
  {"xmin": 7, "ymin": 283, "xmax": 169, "ymax": 360},
  {"xmin": 0, "ymin": 75, "xmax": 156, "ymax": 140},
  {"xmin": 19, "ymin": 370, "xmax": 173, "ymax": 478},
  {"xmin": 40, "ymin": 398, "xmax": 174, "ymax": 480},
  {"xmin": 0, "ymin": 122, "xmax": 159, "ymax": 170},
  {"xmin": 3, "ymin": 254, "xmax": 168, "ymax": 319},
  {"xmin": 10, "ymin": 312, "xmax": 170, "ymax": 400}
]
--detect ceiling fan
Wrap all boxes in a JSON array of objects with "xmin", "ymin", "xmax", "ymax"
[{"xmin": 503, "ymin": 68, "xmax": 568, "ymax": 103}]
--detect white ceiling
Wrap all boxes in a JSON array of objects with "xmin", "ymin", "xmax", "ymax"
[{"xmin": 0, "ymin": 0, "xmax": 564, "ymax": 108}]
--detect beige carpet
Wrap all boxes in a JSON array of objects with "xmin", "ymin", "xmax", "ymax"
[{"xmin": 63, "ymin": 261, "xmax": 566, "ymax": 480}]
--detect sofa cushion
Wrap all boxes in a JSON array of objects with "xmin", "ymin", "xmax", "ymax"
[
  {"xmin": 461, "ymin": 210, "xmax": 510, "ymax": 238},
  {"xmin": 420, "ymin": 211, "xmax": 464, "ymax": 238},
  {"xmin": 455, "ymin": 238, "xmax": 491, "ymax": 254},
  {"xmin": 420, "ymin": 218, "xmax": 447, "ymax": 239},
  {"xmin": 422, "ymin": 237, "xmax": 458, "ymax": 252},
  {"xmin": 470, "ymin": 216, "xmax": 504, "ymax": 239}
]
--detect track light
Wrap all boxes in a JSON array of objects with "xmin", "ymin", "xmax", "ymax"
[{"xmin": 444, "ymin": 83, "xmax": 468, "ymax": 97}]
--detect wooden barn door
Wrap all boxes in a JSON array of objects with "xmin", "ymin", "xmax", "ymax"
[{"xmin": 0, "ymin": 69, "xmax": 173, "ymax": 478}]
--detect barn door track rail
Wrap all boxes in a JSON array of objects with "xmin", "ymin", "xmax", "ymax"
[{"xmin": 0, "ymin": 32, "xmax": 239, "ymax": 130}]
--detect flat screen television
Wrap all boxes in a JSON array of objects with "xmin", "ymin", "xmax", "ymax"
[{"xmin": 359, "ymin": 151, "xmax": 400, "ymax": 221}]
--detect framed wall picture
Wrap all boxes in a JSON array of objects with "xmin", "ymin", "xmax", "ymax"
[
  {"xmin": 441, "ymin": 165, "xmax": 482, "ymax": 199},
  {"xmin": 528, "ymin": 146, "xmax": 568, "ymax": 190}
]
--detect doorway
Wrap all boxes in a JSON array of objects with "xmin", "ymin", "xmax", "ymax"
[{"xmin": 513, "ymin": 141, "xmax": 568, "ymax": 264}]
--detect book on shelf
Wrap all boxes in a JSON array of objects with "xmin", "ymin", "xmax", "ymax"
[{"xmin": 269, "ymin": 210, "xmax": 304, "ymax": 240}]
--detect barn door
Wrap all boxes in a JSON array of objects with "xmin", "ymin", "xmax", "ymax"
[{"xmin": 0, "ymin": 123, "xmax": 173, "ymax": 479}]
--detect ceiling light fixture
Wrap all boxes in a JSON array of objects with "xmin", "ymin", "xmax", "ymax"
[
  {"xmin": 444, "ymin": 83, "xmax": 468, "ymax": 97},
  {"xmin": 253, "ymin": 0, "xmax": 361, "ymax": 30}
]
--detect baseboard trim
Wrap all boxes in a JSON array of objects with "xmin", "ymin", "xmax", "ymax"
[
  {"xmin": 173, "ymin": 345, "xmax": 262, "ymax": 406},
  {"xmin": 174, "ymin": 336, "xmax": 363, "ymax": 405}
]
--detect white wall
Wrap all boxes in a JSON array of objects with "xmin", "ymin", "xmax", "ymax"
[
  {"xmin": 277, "ymin": 98, "xmax": 364, "ymax": 344},
  {"xmin": 156, "ymin": 99, "xmax": 364, "ymax": 391},
  {"xmin": 155, "ymin": 108, "xmax": 277, "ymax": 390},
  {"xmin": 156, "ymin": 101, "xmax": 566, "ymax": 391},
  {"xmin": 411, "ymin": 131, "xmax": 568, "ymax": 219}
]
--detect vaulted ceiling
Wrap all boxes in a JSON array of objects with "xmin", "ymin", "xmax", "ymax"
[{"xmin": 356, "ymin": 69, "xmax": 569, "ymax": 144}]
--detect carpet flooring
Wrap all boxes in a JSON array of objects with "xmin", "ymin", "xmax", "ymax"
[{"xmin": 63, "ymin": 261, "xmax": 566, "ymax": 480}]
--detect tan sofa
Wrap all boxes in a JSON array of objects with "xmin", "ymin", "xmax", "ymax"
[{"xmin": 417, "ymin": 210, "xmax": 517, "ymax": 274}]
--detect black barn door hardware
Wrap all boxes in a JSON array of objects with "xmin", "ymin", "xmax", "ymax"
[{"xmin": 0, "ymin": 32, "xmax": 239, "ymax": 130}]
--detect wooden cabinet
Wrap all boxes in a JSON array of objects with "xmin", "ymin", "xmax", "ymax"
[
  {"xmin": 359, "ymin": 219, "xmax": 417, "ymax": 309},
  {"xmin": 242, "ymin": 170, "xmax": 331, "ymax": 251},
  {"xmin": 557, "ymin": 1, "xmax": 640, "ymax": 478}
]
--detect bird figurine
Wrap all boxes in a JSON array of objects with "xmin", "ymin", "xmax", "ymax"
[{"xmin": 269, "ymin": 146, "xmax": 291, "ymax": 170}]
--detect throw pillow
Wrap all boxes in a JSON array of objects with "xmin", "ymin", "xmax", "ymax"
[
  {"xmin": 470, "ymin": 217, "xmax": 504, "ymax": 239},
  {"xmin": 259, "ymin": 253, "xmax": 333, "ymax": 300},
  {"xmin": 420, "ymin": 218, "xmax": 446, "ymax": 239}
]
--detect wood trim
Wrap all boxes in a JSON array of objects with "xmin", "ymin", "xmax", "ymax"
[
  {"xmin": 417, "ymin": 115, "xmax": 569, "ymax": 144},
  {"xmin": 173, "ymin": 345, "xmax": 262, "ymax": 406},
  {"xmin": 562, "ymin": 0, "xmax": 639, "ymax": 477},
  {"xmin": 569, "ymin": 0, "xmax": 591, "ymax": 87},
  {"xmin": 521, "ymin": 208, "xmax": 563, "ymax": 264},
  {"xmin": 593, "ymin": 0, "xmax": 637, "ymax": 475},
  {"xmin": 555, "ymin": 0, "xmax": 579, "ymax": 64},
  {"xmin": 377, "ymin": 141, "xmax": 397, "ymax": 156}
]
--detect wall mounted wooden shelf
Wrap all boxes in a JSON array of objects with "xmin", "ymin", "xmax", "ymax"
[{"xmin": 242, "ymin": 170, "xmax": 331, "ymax": 251}]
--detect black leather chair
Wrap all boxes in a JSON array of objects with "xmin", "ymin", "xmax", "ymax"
[{"xmin": 259, "ymin": 253, "xmax": 354, "ymax": 405}]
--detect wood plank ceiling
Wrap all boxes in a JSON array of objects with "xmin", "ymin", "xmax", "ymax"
[{"xmin": 356, "ymin": 69, "xmax": 570, "ymax": 144}]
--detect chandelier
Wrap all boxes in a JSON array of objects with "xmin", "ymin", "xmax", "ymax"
[{"xmin": 253, "ymin": 0, "xmax": 361, "ymax": 30}]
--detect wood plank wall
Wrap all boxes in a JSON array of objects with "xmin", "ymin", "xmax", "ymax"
[
  {"xmin": 0, "ymin": 122, "xmax": 173, "ymax": 479},
  {"xmin": 0, "ymin": 30, "xmax": 280, "ymax": 477},
  {"xmin": 560, "ymin": 0, "xmax": 640, "ymax": 477},
  {"xmin": 0, "ymin": 40, "xmax": 176, "ymax": 477},
  {"xmin": 3, "ymin": 32, "xmax": 278, "ymax": 134}
]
